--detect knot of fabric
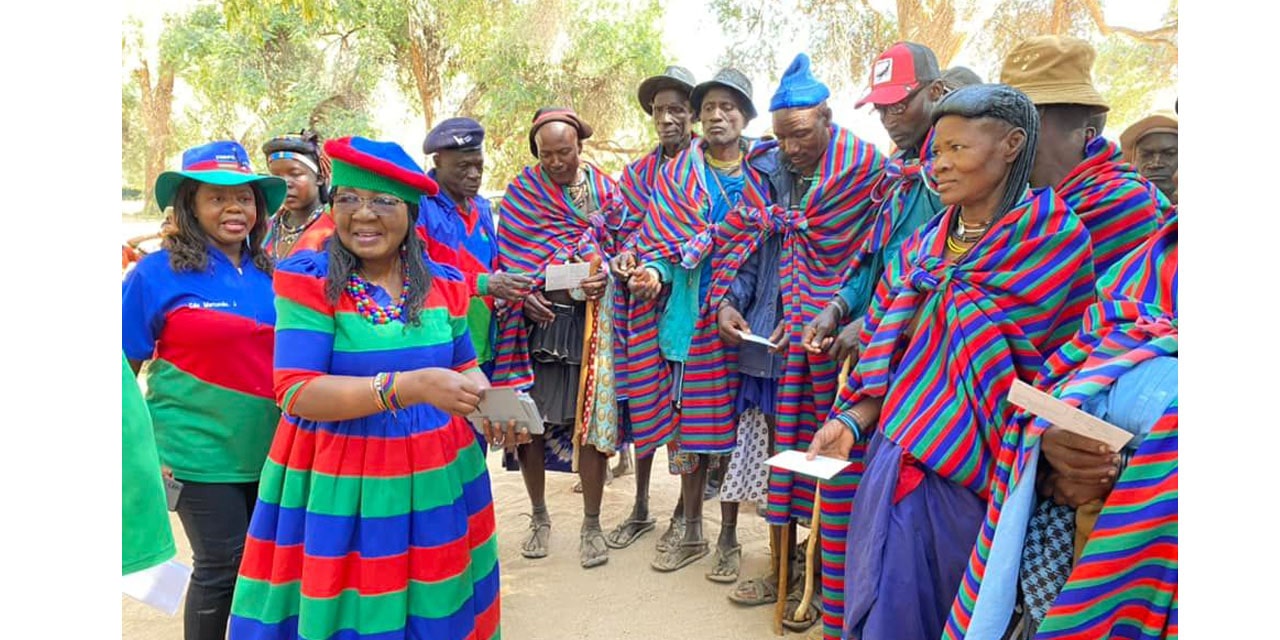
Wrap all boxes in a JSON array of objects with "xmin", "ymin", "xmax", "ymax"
[
  {"xmin": 679, "ymin": 228, "xmax": 715, "ymax": 269},
  {"xmin": 907, "ymin": 267, "xmax": 946, "ymax": 293},
  {"xmin": 871, "ymin": 157, "xmax": 926, "ymax": 204},
  {"xmin": 1134, "ymin": 314, "xmax": 1177, "ymax": 339}
]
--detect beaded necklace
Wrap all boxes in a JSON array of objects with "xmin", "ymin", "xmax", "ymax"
[
  {"xmin": 345, "ymin": 260, "xmax": 412, "ymax": 325},
  {"xmin": 270, "ymin": 204, "xmax": 324, "ymax": 259}
]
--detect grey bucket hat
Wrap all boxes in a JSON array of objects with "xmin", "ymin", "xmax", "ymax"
[
  {"xmin": 638, "ymin": 66, "xmax": 697, "ymax": 115},
  {"xmin": 691, "ymin": 68, "xmax": 757, "ymax": 121}
]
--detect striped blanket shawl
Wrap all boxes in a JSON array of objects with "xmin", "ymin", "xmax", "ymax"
[
  {"xmin": 677, "ymin": 126, "xmax": 884, "ymax": 524},
  {"xmin": 949, "ymin": 215, "xmax": 1179, "ymax": 639},
  {"xmin": 833, "ymin": 188, "xmax": 1095, "ymax": 499},
  {"xmin": 1058, "ymin": 137, "xmax": 1168, "ymax": 277},
  {"xmin": 492, "ymin": 163, "xmax": 620, "ymax": 392},
  {"xmin": 614, "ymin": 143, "xmax": 729, "ymax": 458}
]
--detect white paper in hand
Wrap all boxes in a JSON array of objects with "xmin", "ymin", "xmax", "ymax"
[
  {"xmin": 468, "ymin": 387, "xmax": 545, "ymax": 435},
  {"xmin": 544, "ymin": 262, "xmax": 592, "ymax": 291},
  {"xmin": 122, "ymin": 559, "xmax": 192, "ymax": 615},
  {"xmin": 765, "ymin": 449, "xmax": 853, "ymax": 481},
  {"xmin": 737, "ymin": 330, "xmax": 778, "ymax": 350}
]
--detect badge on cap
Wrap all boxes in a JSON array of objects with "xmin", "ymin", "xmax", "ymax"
[{"xmin": 873, "ymin": 59, "xmax": 893, "ymax": 86}]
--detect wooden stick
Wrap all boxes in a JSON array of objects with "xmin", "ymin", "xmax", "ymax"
[
  {"xmin": 774, "ymin": 520, "xmax": 792, "ymax": 636},
  {"xmin": 795, "ymin": 484, "xmax": 822, "ymax": 623},
  {"xmin": 571, "ymin": 259, "xmax": 600, "ymax": 472}
]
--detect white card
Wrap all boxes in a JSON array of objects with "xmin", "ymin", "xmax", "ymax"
[
  {"xmin": 544, "ymin": 262, "xmax": 592, "ymax": 291},
  {"xmin": 738, "ymin": 330, "xmax": 778, "ymax": 349},
  {"xmin": 1007, "ymin": 379, "xmax": 1134, "ymax": 452},
  {"xmin": 765, "ymin": 449, "xmax": 854, "ymax": 481},
  {"xmin": 468, "ymin": 386, "xmax": 545, "ymax": 435},
  {"xmin": 122, "ymin": 559, "xmax": 192, "ymax": 615}
]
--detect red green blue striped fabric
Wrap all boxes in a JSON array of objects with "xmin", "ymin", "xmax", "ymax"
[
  {"xmin": 613, "ymin": 144, "xmax": 664, "ymax": 244},
  {"xmin": 834, "ymin": 188, "xmax": 1094, "ymax": 498},
  {"xmin": 947, "ymin": 215, "xmax": 1179, "ymax": 639},
  {"xmin": 1037, "ymin": 401, "xmax": 1177, "ymax": 639},
  {"xmin": 230, "ymin": 247, "xmax": 499, "ymax": 640},
  {"xmin": 619, "ymin": 143, "xmax": 725, "ymax": 458},
  {"xmin": 678, "ymin": 126, "xmax": 884, "ymax": 495},
  {"xmin": 121, "ymin": 248, "xmax": 280, "ymax": 483},
  {"xmin": 1057, "ymin": 136, "xmax": 1167, "ymax": 278},
  {"xmin": 491, "ymin": 163, "xmax": 620, "ymax": 390}
]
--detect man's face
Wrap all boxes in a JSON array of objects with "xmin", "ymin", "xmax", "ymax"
[
  {"xmin": 875, "ymin": 80, "xmax": 939, "ymax": 151},
  {"xmin": 651, "ymin": 88, "xmax": 693, "ymax": 149},
  {"xmin": 535, "ymin": 122, "xmax": 582, "ymax": 186},
  {"xmin": 772, "ymin": 106, "xmax": 831, "ymax": 175},
  {"xmin": 700, "ymin": 87, "xmax": 748, "ymax": 147},
  {"xmin": 1134, "ymin": 132, "xmax": 1178, "ymax": 198},
  {"xmin": 434, "ymin": 148, "xmax": 484, "ymax": 201}
]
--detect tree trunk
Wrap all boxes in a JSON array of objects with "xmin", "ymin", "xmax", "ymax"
[
  {"xmin": 133, "ymin": 60, "xmax": 175, "ymax": 215},
  {"xmin": 405, "ymin": 9, "xmax": 444, "ymax": 130},
  {"xmin": 895, "ymin": 0, "xmax": 965, "ymax": 68}
]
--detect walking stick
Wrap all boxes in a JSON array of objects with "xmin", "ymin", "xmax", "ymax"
[
  {"xmin": 794, "ymin": 484, "xmax": 822, "ymax": 625},
  {"xmin": 774, "ymin": 520, "xmax": 792, "ymax": 635},
  {"xmin": 792, "ymin": 358, "xmax": 852, "ymax": 632},
  {"xmin": 571, "ymin": 258, "xmax": 602, "ymax": 472}
]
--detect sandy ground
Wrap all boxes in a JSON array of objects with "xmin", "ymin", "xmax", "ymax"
[{"xmin": 122, "ymin": 450, "xmax": 788, "ymax": 639}]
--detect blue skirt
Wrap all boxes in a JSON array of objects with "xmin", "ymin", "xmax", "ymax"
[{"xmin": 842, "ymin": 431, "xmax": 985, "ymax": 640}]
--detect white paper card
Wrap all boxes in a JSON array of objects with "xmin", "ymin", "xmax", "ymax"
[
  {"xmin": 1007, "ymin": 379, "xmax": 1133, "ymax": 452},
  {"xmin": 765, "ymin": 449, "xmax": 853, "ymax": 481},
  {"xmin": 468, "ymin": 387, "xmax": 545, "ymax": 435},
  {"xmin": 737, "ymin": 330, "xmax": 778, "ymax": 349},
  {"xmin": 544, "ymin": 262, "xmax": 592, "ymax": 291},
  {"xmin": 122, "ymin": 559, "xmax": 192, "ymax": 615}
]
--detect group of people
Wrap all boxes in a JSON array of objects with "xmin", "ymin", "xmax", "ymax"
[{"xmin": 122, "ymin": 32, "xmax": 1178, "ymax": 640}]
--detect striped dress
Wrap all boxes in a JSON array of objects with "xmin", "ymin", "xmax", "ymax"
[{"xmin": 229, "ymin": 248, "xmax": 500, "ymax": 640}]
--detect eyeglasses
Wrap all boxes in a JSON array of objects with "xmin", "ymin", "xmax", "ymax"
[
  {"xmin": 875, "ymin": 85, "xmax": 924, "ymax": 117},
  {"xmin": 332, "ymin": 192, "xmax": 406, "ymax": 216}
]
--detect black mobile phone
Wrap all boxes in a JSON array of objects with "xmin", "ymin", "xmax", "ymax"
[{"xmin": 164, "ymin": 477, "xmax": 184, "ymax": 512}]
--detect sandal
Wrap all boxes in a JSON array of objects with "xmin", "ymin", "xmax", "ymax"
[
  {"xmin": 650, "ymin": 539, "xmax": 710, "ymax": 572},
  {"xmin": 520, "ymin": 514, "xmax": 552, "ymax": 559},
  {"xmin": 728, "ymin": 574, "xmax": 778, "ymax": 606},
  {"xmin": 780, "ymin": 591, "xmax": 821, "ymax": 632},
  {"xmin": 580, "ymin": 528, "xmax": 610, "ymax": 569},
  {"xmin": 604, "ymin": 516, "xmax": 656, "ymax": 549},
  {"xmin": 655, "ymin": 517, "xmax": 685, "ymax": 553},
  {"xmin": 705, "ymin": 544, "xmax": 742, "ymax": 583}
]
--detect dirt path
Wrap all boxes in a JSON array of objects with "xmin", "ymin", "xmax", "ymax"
[{"xmin": 123, "ymin": 451, "xmax": 789, "ymax": 639}]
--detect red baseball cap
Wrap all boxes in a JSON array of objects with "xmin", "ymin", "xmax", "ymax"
[{"xmin": 855, "ymin": 42, "xmax": 942, "ymax": 109}]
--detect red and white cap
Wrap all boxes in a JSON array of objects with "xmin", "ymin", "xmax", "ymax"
[{"xmin": 855, "ymin": 42, "xmax": 942, "ymax": 109}]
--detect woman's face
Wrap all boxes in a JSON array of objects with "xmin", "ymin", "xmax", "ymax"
[
  {"xmin": 332, "ymin": 186, "xmax": 410, "ymax": 263},
  {"xmin": 268, "ymin": 157, "xmax": 320, "ymax": 213},
  {"xmin": 929, "ymin": 115, "xmax": 1024, "ymax": 208},
  {"xmin": 193, "ymin": 182, "xmax": 258, "ymax": 253}
]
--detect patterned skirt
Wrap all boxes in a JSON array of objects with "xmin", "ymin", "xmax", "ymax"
[{"xmin": 228, "ymin": 410, "xmax": 501, "ymax": 640}]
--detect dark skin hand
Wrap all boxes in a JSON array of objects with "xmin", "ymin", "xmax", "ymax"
[
  {"xmin": 1040, "ymin": 426, "xmax": 1120, "ymax": 484},
  {"xmin": 487, "ymin": 271, "xmax": 535, "ymax": 303},
  {"xmin": 524, "ymin": 290, "xmax": 556, "ymax": 326},
  {"xmin": 627, "ymin": 266, "xmax": 663, "ymax": 301},
  {"xmin": 829, "ymin": 317, "xmax": 864, "ymax": 365},
  {"xmin": 717, "ymin": 304, "xmax": 749, "ymax": 346},
  {"xmin": 1040, "ymin": 470, "xmax": 1113, "ymax": 508},
  {"xmin": 767, "ymin": 318, "xmax": 790, "ymax": 355},
  {"xmin": 802, "ymin": 304, "xmax": 842, "ymax": 354},
  {"xmin": 611, "ymin": 250, "xmax": 638, "ymax": 281},
  {"xmin": 481, "ymin": 418, "xmax": 533, "ymax": 451}
]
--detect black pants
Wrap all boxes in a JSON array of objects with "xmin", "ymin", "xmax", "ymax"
[{"xmin": 174, "ymin": 480, "xmax": 258, "ymax": 640}]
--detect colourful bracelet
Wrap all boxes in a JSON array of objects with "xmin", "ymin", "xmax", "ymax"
[{"xmin": 381, "ymin": 371, "xmax": 406, "ymax": 412}]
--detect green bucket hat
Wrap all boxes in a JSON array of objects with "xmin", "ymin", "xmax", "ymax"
[{"xmin": 154, "ymin": 140, "xmax": 287, "ymax": 213}]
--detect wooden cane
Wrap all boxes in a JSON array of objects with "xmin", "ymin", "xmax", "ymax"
[
  {"xmin": 774, "ymin": 520, "xmax": 792, "ymax": 635},
  {"xmin": 794, "ymin": 484, "xmax": 822, "ymax": 624}
]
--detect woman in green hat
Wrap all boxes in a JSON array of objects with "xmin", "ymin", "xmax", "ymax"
[{"xmin": 122, "ymin": 140, "xmax": 286, "ymax": 640}]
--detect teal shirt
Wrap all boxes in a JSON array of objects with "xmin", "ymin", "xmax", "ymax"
[
  {"xmin": 645, "ymin": 164, "xmax": 743, "ymax": 362},
  {"xmin": 836, "ymin": 179, "xmax": 941, "ymax": 317}
]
